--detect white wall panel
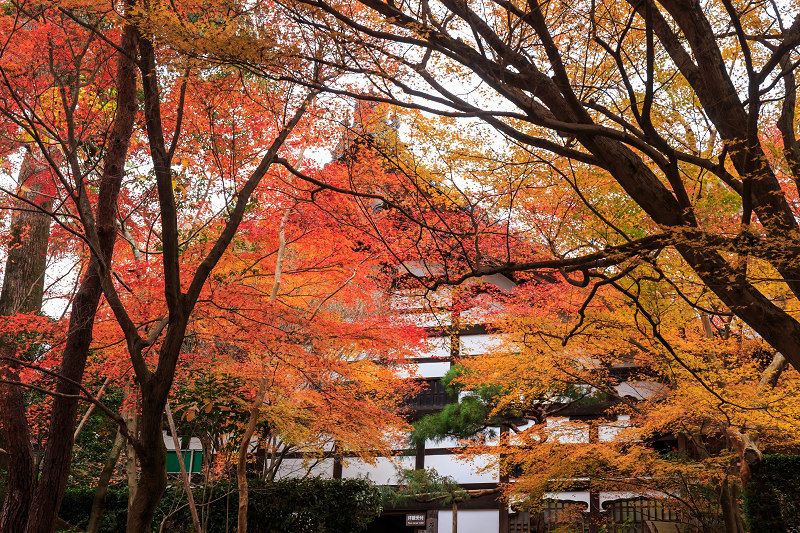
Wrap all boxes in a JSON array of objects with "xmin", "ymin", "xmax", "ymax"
[
  {"xmin": 459, "ymin": 334, "xmax": 513, "ymax": 356},
  {"xmin": 599, "ymin": 491, "xmax": 650, "ymax": 508},
  {"xmin": 480, "ymin": 274, "xmax": 517, "ymax": 291},
  {"xmin": 614, "ymin": 381, "xmax": 669, "ymax": 400},
  {"xmin": 405, "ymin": 311, "xmax": 452, "ymax": 328},
  {"xmin": 425, "ymin": 435, "xmax": 463, "ymax": 448},
  {"xmin": 546, "ymin": 418, "xmax": 590, "ymax": 444},
  {"xmin": 437, "ymin": 510, "xmax": 499, "ymax": 533},
  {"xmin": 416, "ymin": 336, "xmax": 451, "ymax": 359},
  {"xmin": 425, "ymin": 454, "xmax": 498, "ymax": 483},
  {"xmin": 412, "ymin": 361, "xmax": 452, "ymax": 378},
  {"xmin": 543, "ymin": 491, "xmax": 590, "ymax": 506},
  {"xmin": 275, "ymin": 458, "xmax": 334, "ymax": 479},
  {"xmin": 390, "ymin": 289, "xmax": 452, "ymax": 310},
  {"xmin": 341, "ymin": 456, "xmax": 415, "ymax": 485},
  {"xmin": 163, "ymin": 434, "xmax": 202, "ymax": 450}
]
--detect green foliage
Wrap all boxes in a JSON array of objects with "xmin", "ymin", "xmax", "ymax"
[
  {"xmin": 411, "ymin": 365, "xmax": 608, "ymax": 445},
  {"xmin": 744, "ymin": 454, "xmax": 800, "ymax": 533},
  {"xmin": 70, "ymin": 385, "xmax": 125, "ymax": 485},
  {"xmin": 383, "ymin": 468, "xmax": 467, "ymax": 507},
  {"xmin": 411, "ymin": 395, "xmax": 493, "ymax": 444},
  {"xmin": 171, "ymin": 372, "xmax": 253, "ymax": 453},
  {"xmin": 442, "ymin": 363, "xmax": 502, "ymax": 400},
  {"xmin": 58, "ymin": 478, "xmax": 382, "ymax": 533},
  {"xmin": 58, "ymin": 486, "xmax": 129, "ymax": 532},
  {"xmin": 410, "ymin": 364, "xmax": 501, "ymax": 445}
]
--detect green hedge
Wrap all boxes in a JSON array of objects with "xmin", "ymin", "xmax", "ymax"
[
  {"xmin": 743, "ymin": 454, "xmax": 800, "ymax": 533},
  {"xmin": 59, "ymin": 478, "xmax": 382, "ymax": 533}
]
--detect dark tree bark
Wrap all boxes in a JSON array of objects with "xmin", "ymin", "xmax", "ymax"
[
  {"xmin": 720, "ymin": 477, "xmax": 747, "ymax": 533},
  {"xmin": 0, "ymin": 152, "xmax": 53, "ymax": 314},
  {"xmin": 23, "ymin": 23, "xmax": 139, "ymax": 533},
  {"xmin": 0, "ymin": 150, "xmax": 54, "ymax": 533}
]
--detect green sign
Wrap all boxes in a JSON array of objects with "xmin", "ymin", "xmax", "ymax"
[{"xmin": 166, "ymin": 449, "xmax": 203, "ymax": 474}]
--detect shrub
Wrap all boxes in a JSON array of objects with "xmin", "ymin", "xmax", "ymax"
[
  {"xmin": 743, "ymin": 454, "xmax": 800, "ymax": 533},
  {"xmin": 58, "ymin": 478, "xmax": 382, "ymax": 533}
]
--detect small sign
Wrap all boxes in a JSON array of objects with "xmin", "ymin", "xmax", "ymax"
[{"xmin": 406, "ymin": 512, "xmax": 426, "ymax": 526}]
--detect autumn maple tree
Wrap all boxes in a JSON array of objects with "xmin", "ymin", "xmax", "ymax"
[
  {"xmin": 139, "ymin": 179, "xmax": 422, "ymax": 533},
  {"xmin": 279, "ymin": 0, "xmax": 800, "ymax": 377},
  {"xmin": 408, "ymin": 274, "xmax": 800, "ymax": 531},
  {"xmin": 1, "ymin": 0, "xmax": 798, "ymax": 531},
  {"xmin": 0, "ymin": 0, "xmax": 347, "ymax": 531},
  {"xmin": 0, "ymin": 4, "xmax": 139, "ymax": 531}
]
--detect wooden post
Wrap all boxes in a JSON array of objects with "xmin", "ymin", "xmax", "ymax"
[
  {"xmin": 588, "ymin": 491, "xmax": 600, "ymax": 533},
  {"xmin": 415, "ymin": 441, "xmax": 425, "ymax": 470}
]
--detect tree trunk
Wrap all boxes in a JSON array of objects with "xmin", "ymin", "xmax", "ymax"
[
  {"xmin": 0, "ymin": 149, "xmax": 54, "ymax": 532},
  {"xmin": 165, "ymin": 400, "xmax": 202, "ymax": 533},
  {"xmin": 24, "ymin": 23, "xmax": 138, "ymax": 533},
  {"xmin": 122, "ymin": 26, "xmax": 310, "ymax": 529},
  {"xmin": 236, "ymin": 379, "xmax": 269, "ymax": 533},
  {"xmin": 452, "ymin": 501, "xmax": 458, "ymax": 533},
  {"xmin": 237, "ymin": 206, "xmax": 289, "ymax": 533},
  {"xmin": 126, "ymin": 375, "xmax": 173, "ymax": 533},
  {"xmin": 0, "ymin": 345, "xmax": 36, "ymax": 533},
  {"xmin": 0, "ymin": 150, "xmax": 53, "ymax": 314},
  {"xmin": 86, "ymin": 429, "xmax": 126, "ymax": 533},
  {"xmin": 720, "ymin": 477, "xmax": 746, "ymax": 533},
  {"xmin": 199, "ymin": 435, "xmax": 213, "ymax": 532},
  {"xmin": 124, "ymin": 392, "xmax": 138, "ymax": 514},
  {"xmin": 74, "ymin": 377, "xmax": 112, "ymax": 441}
]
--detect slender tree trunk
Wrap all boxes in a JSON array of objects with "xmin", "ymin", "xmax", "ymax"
[
  {"xmin": 123, "ymin": 27, "xmax": 312, "ymax": 527},
  {"xmin": 0, "ymin": 151, "xmax": 53, "ymax": 314},
  {"xmin": 86, "ymin": 429, "xmax": 126, "ymax": 533},
  {"xmin": 124, "ymin": 392, "xmax": 138, "ymax": 513},
  {"xmin": 74, "ymin": 377, "xmax": 112, "ymax": 440},
  {"xmin": 236, "ymin": 379, "xmax": 269, "ymax": 533},
  {"xmin": 236, "ymin": 206, "xmax": 290, "ymax": 533},
  {"xmin": 165, "ymin": 400, "xmax": 202, "ymax": 533},
  {"xmin": 452, "ymin": 501, "xmax": 458, "ymax": 533},
  {"xmin": 199, "ymin": 435, "xmax": 213, "ymax": 532},
  {"xmin": 24, "ymin": 24, "xmax": 138, "ymax": 533},
  {"xmin": 0, "ymin": 149, "xmax": 54, "ymax": 532},
  {"xmin": 720, "ymin": 477, "xmax": 746, "ymax": 533}
]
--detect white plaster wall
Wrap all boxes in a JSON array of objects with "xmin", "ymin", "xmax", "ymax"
[
  {"xmin": 405, "ymin": 311, "xmax": 452, "ymax": 328},
  {"xmin": 436, "ymin": 509, "xmax": 499, "ymax": 533},
  {"xmin": 459, "ymin": 333, "xmax": 513, "ymax": 356},
  {"xmin": 543, "ymin": 491, "xmax": 590, "ymax": 506},
  {"xmin": 399, "ymin": 261, "xmax": 444, "ymax": 277},
  {"xmin": 478, "ymin": 274, "xmax": 516, "ymax": 291},
  {"xmin": 459, "ymin": 307, "xmax": 492, "ymax": 325},
  {"xmin": 274, "ymin": 458, "xmax": 334, "ymax": 479},
  {"xmin": 599, "ymin": 491, "xmax": 656, "ymax": 508},
  {"xmin": 341, "ymin": 456, "xmax": 416, "ymax": 485},
  {"xmin": 599, "ymin": 419, "xmax": 633, "ymax": 442},
  {"xmin": 546, "ymin": 418, "xmax": 589, "ymax": 444},
  {"xmin": 390, "ymin": 289, "xmax": 452, "ymax": 310},
  {"xmin": 424, "ymin": 454, "xmax": 498, "ymax": 483},
  {"xmin": 411, "ymin": 361, "xmax": 452, "ymax": 378},
  {"xmin": 508, "ymin": 421, "xmax": 535, "ymax": 446},
  {"xmin": 416, "ymin": 336, "xmax": 451, "ymax": 359},
  {"xmin": 163, "ymin": 433, "xmax": 202, "ymax": 450}
]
